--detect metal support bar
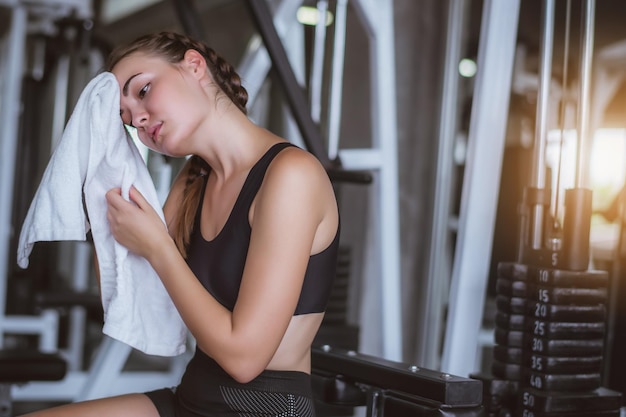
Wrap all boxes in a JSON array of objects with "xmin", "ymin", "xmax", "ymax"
[
  {"xmin": 336, "ymin": 0, "xmax": 402, "ymax": 361},
  {"xmin": 170, "ymin": 0, "xmax": 207, "ymax": 42},
  {"xmin": 75, "ymin": 337, "xmax": 132, "ymax": 401},
  {"xmin": 244, "ymin": 0, "xmax": 333, "ymax": 168},
  {"xmin": 238, "ymin": 0, "xmax": 302, "ymax": 108},
  {"xmin": 529, "ymin": 0, "xmax": 555, "ymax": 250},
  {"xmin": 327, "ymin": 0, "xmax": 347, "ymax": 160},
  {"xmin": 557, "ymin": 0, "xmax": 596, "ymax": 272},
  {"xmin": 0, "ymin": 3, "xmax": 27, "ymax": 347},
  {"xmin": 420, "ymin": 0, "xmax": 467, "ymax": 369},
  {"xmin": 1, "ymin": 312, "xmax": 59, "ymax": 352},
  {"xmin": 243, "ymin": 0, "xmax": 372, "ymax": 185},
  {"xmin": 309, "ymin": 0, "xmax": 328, "ymax": 123},
  {"xmin": 0, "ymin": 384, "xmax": 10, "ymax": 417},
  {"xmin": 575, "ymin": 0, "xmax": 595, "ymax": 188},
  {"xmin": 441, "ymin": 0, "xmax": 520, "ymax": 377},
  {"xmin": 346, "ymin": 0, "xmax": 402, "ymax": 362}
]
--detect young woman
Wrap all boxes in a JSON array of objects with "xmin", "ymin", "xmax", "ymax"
[{"xmin": 20, "ymin": 31, "xmax": 339, "ymax": 417}]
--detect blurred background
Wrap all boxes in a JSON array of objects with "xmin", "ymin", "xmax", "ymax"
[{"xmin": 3, "ymin": 0, "xmax": 626, "ymax": 415}]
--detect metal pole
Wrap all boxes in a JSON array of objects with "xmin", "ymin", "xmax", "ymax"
[
  {"xmin": 530, "ymin": 0, "xmax": 555, "ymax": 250},
  {"xmin": 238, "ymin": 0, "xmax": 303, "ymax": 108},
  {"xmin": 0, "ymin": 3, "xmax": 27, "ymax": 346},
  {"xmin": 309, "ymin": 0, "xmax": 328, "ymax": 124},
  {"xmin": 245, "ymin": 0, "xmax": 332, "ymax": 168},
  {"xmin": 558, "ymin": 0, "xmax": 596, "ymax": 271},
  {"xmin": 420, "ymin": 0, "xmax": 466, "ymax": 369},
  {"xmin": 360, "ymin": 0, "xmax": 403, "ymax": 361},
  {"xmin": 441, "ymin": 0, "xmax": 520, "ymax": 377},
  {"xmin": 576, "ymin": 0, "xmax": 595, "ymax": 188},
  {"xmin": 327, "ymin": 0, "xmax": 347, "ymax": 161},
  {"xmin": 170, "ymin": 0, "xmax": 208, "ymax": 42}
]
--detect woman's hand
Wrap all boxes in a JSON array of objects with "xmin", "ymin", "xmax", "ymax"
[{"xmin": 105, "ymin": 186, "xmax": 169, "ymax": 260}]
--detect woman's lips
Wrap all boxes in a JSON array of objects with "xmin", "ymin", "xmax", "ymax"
[{"xmin": 149, "ymin": 123, "xmax": 161, "ymax": 144}]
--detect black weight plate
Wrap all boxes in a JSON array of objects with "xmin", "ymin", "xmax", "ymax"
[
  {"xmin": 492, "ymin": 360, "xmax": 522, "ymax": 380},
  {"xmin": 529, "ymin": 285, "xmax": 607, "ymax": 305},
  {"xmin": 494, "ymin": 345, "xmax": 523, "ymax": 364},
  {"xmin": 524, "ymin": 371, "xmax": 601, "ymax": 392},
  {"xmin": 517, "ymin": 408, "xmax": 620, "ymax": 417},
  {"xmin": 496, "ymin": 312, "xmax": 526, "ymax": 331},
  {"xmin": 498, "ymin": 262, "xmax": 529, "ymax": 281},
  {"xmin": 525, "ymin": 319, "xmax": 605, "ymax": 339},
  {"xmin": 495, "ymin": 327, "xmax": 525, "ymax": 347},
  {"xmin": 523, "ymin": 353, "xmax": 603, "ymax": 374},
  {"xmin": 528, "ymin": 267, "xmax": 609, "ymax": 288},
  {"xmin": 527, "ymin": 302, "xmax": 606, "ymax": 322},
  {"xmin": 497, "ymin": 278, "xmax": 529, "ymax": 297},
  {"xmin": 470, "ymin": 372, "xmax": 519, "ymax": 411},
  {"xmin": 497, "ymin": 295, "xmax": 528, "ymax": 315},
  {"xmin": 519, "ymin": 386, "xmax": 622, "ymax": 413},
  {"xmin": 524, "ymin": 336, "xmax": 604, "ymax": 356}
]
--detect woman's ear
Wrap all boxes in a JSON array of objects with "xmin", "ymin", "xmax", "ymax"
[{"xmin": 183, "ymin": 49, "xmax": 208, "ymax": 80}]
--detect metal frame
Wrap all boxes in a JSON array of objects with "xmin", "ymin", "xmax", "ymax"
[
  {"xmin": 419, "ymin": 0, "xmax": 468, "ymax": 369},
  {"xmin": 244, "ymin": 0, "xmax": 333, "ymax": 168},
  {"xmin": 0, "ymin": 0, "xmax": 28, "ymax": 349},
  {"xmin": 338, "ymin": 0, "xmax": 403, "ymax": 362},
  {"xmin": 441, "ymin": 0, "xmax": 520, "ymax": 377},
  {"xmin": 2, "ymin": 0, "xmax": 189, "ymax": 403}
]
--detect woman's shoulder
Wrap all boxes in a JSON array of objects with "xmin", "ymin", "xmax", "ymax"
[
  {"xmin": 258, "ymin": 142, "xmax": 339, "ymax": 250},
  {"xmin": 267, "ymin": 143, "xmax": 329, "ymax": 183},
  {"xmin": 260, "ymin": 143, "xmax": 336, "ymax": 212}
]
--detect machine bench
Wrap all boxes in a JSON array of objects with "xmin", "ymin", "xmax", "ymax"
[
  {"xmin": 311, "ymin": 345, "xmax": 485, "ymax": 416},
  {"xmin": 0, "ymin": 350, "xmax": 66, "ymax": 417}
]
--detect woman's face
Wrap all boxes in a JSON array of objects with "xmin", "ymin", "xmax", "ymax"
[{"xmin": 112, "ymin": 52, "xmax": 208, "ymax": 156}]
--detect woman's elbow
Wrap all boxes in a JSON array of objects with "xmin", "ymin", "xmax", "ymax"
[
  {"xmin": 196, "ymin": 336, "xmax": 273, "ymax": 383},
  {"xmin": 221, "ymin": 357, "xmax": 267, "ymax": 384}
]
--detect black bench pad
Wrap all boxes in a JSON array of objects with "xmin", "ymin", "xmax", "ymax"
[{"xmin": 0, "ymin": 350, "xmax": 66, "ymax": 383}]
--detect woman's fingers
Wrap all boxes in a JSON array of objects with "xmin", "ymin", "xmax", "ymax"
[
  {"xmin": 106, "ymin": 186, "xmax": 152, "ymax": 214},
  {"xmin": 128, "ymin": 185, "xmax": 147, "ymax": 207},
  {"xmin": 105, "ymin": 186, "xmax": 166, "ymax": 257},
  {"xmin": 105, "ymin": 187, "xmax": 123, "ymax": 207}
]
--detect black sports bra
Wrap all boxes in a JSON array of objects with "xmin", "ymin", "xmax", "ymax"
[{"xmin": 185, "ymin": 142, "xmax": 340, "ymax": 315}]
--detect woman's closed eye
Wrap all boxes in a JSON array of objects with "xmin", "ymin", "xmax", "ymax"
[{"xmin": 138, "ymin": 83, "xmax": 150, "ymax": 99}]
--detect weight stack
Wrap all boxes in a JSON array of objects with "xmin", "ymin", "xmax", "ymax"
[{"xmin": 484, "ymin": 261, "xmax": 623, "ymax": 417}]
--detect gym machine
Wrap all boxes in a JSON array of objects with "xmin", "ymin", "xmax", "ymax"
[
  {"xmin": 473, "ymin": 1, "xmax": 624, "ymax": 416},
  {"xmin": 0, "ymin": 1, "xmax": 190, "ymax": 412},
  {"xmin": 311, "ymin": 344, "xmax": 484, "ymax": 417}
]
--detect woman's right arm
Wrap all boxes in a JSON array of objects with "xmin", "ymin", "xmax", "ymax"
[{"xmin": 92, "ymin": 159, "xmax": 192, "ymax": 295}]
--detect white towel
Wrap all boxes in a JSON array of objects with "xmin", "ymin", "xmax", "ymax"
[{"xmin": 17, "ymin": 72, "xmax": 187, "ymax": 357}]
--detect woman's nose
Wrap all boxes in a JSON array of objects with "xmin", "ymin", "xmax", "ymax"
[{"xmin": 132, "ymin": 110, "xmax": 149, "ymax": 128}]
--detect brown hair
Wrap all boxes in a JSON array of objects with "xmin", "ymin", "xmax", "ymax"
[{"xmin": 107, "ymin": 32, "xmax": 249, "ymax": 257}]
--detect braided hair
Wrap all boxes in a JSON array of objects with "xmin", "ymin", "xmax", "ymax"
[{"xmin": 107, "ymin": 32, "xmax": 249, "ymax": 257}]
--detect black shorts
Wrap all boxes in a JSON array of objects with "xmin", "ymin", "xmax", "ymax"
[{"xmin": 145, "ymin": 348, "xmax": 316, "ymax": 417}]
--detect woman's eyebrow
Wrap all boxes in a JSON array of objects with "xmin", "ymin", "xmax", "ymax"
[{"xmin": 122, "ymin": 73, "xmax": 142, "ymax": 96}]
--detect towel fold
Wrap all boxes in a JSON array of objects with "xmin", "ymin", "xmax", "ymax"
[{"xmin": 17, "ymin": 72, "xmax": 187, "ymax": 357}]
